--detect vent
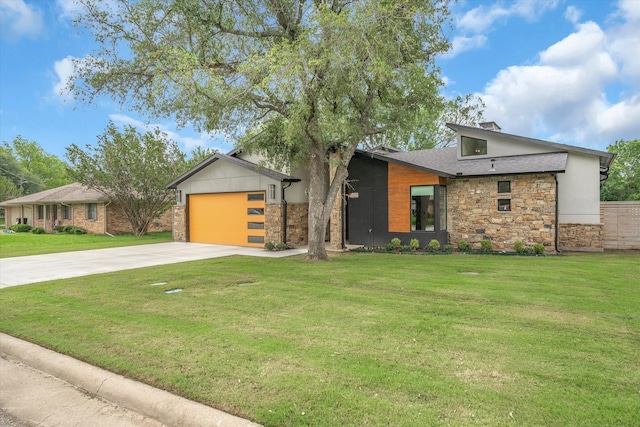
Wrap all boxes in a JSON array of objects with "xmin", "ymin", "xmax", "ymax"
[{"xmin": 479, "ymin": 121, "xmax": 501, "ymax": 132}]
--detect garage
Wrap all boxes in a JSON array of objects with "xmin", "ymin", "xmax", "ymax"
[{"xmin": 188, "ymin": 192, "xmax": 266, "ymax": 247}]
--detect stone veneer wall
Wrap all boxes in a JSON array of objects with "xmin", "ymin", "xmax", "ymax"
[
  {"xmin": 265, "ymin": 203, "xmax": 309, "ymax": 247},
  {"xmin": 172, "ymin": 205, "xmax": 187, "ymax": 242},
  {"xmin": 447, "ymin": 174, "xmax": 556, "ymax": 252},
  {"xmin": 558, "ymin": 223, "xmax": 603, "ymax": 252}
]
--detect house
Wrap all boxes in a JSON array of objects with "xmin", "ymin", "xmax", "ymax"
[
  {"xmin": 0, "ymin": 182, "xmax": 172, "ymax": 235},
  {"xmin": 166, "ymin": 122, "xmax": 614, "ymax": 252}
]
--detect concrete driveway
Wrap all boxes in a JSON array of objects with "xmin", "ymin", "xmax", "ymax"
[{"xmin": 0, "ymin": 242, "xmax": 307, "ymax": 288}]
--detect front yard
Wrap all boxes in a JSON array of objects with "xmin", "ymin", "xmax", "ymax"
[
  {"xmin": 0, "ymin": 231, "xmax": 173, "ymax": 258},
  {"xmin": 0, "ymin": 252, "xmax": 638, "ymax": 426}
]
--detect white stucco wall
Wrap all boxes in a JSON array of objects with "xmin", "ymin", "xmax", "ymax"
[{"xmin": 556, "ymin": 153, "xmax": 602, "ymax": 223}]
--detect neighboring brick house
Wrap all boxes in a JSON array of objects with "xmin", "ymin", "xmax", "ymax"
[
  {"xmin": 0, "ymin": 182, "xmax": 172, "ymax": 235},
  {"xmin": 167, "ymin": 122, "xmax": 614, "ymax": 252}
]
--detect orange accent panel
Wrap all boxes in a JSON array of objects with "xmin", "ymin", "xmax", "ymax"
[
  {"xmin": 388, "ymin": 163, "xmax": 444, "ymax": 232},
  {"xmin": 189, "ymin": 192, "xmax": 265, "ymax": 247}
]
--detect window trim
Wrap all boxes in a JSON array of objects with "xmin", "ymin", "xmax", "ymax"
[
  {"xmin": 86, "ymin": 203, "xmax": 98, "ymax": 220},
  {"xmin": 61, "ymin": 205, "xmax": 72, "ymax": 220}
]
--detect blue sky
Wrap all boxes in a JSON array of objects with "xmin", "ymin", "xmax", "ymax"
[{"xmin": 1, "ymin": 0, "xmax": 639, "ymax": 159}]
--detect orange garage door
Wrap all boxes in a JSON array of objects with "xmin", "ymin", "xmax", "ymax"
[{"xmin": 189, "ymin": 192, "xmax": 266, "ymax": 247}]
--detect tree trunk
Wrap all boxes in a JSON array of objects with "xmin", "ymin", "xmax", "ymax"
[{"xmin": 306, "ymin": 139, "xmax": 330, "ymax": 261}]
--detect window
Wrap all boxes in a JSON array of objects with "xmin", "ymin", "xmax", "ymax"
[
  {"xmin": 498, "ymin": 181, "xmax": 511, "ymax": 193},
  {"xmin": 439, "ymin": 186, "xmax": 447, "ymax": 231},
  {"xmin": 86, "ymin": 203, "xmax": 98, "ymax": 220},
  {"xmin": 247, "ymin": 193, "xmax": 265, "ymax": 201},
  {"xmin": 62, "ymin": 205, "xmax": 72, "ymax": 220},
  {"xmin": 411, "ymin": 186, "xmax": 435, "ymax": 231},
  {"xmin": 248, "ymin": 207, "xmax": 264, "ymax": 215},
  {"xmin": 37, "ymin": 205, "xmax": 44, "ymax": 219},
  {"xmin": 248, "ymin": 236, "xmax": 265, "ymax": 244},
  {"xmin": 498, "ymin": 199, "xmax": 511, "ymax": 211},
  {"xmin": 248, "ymin": 222, "xmax": 264, "ymax": 230},
  {"xmin": 46, "ymin": 205, "xmax": 51, "ymax": 220},
  {"xmin": 461, "ymin": 136, "xmax": 487, "ymax": 156}
]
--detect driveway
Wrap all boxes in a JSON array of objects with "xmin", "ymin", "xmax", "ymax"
[{"xmin": 0, "ymin": 242, "xmax": 307, "ymax": 289}]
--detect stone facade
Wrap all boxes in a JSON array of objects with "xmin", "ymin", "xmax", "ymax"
[
  {"xmin": 265, "ymin": 202, "xmax": 309, "ymax": 247},
  {"xmin": 172, "ymin": 205, "xmax": 187, "ymax": 242},
  {"xmin": 558, "ymin": 223, "xmax": 604, "ymax": 252},
  {"xmin": 447, "ymin": 173, "xmax": 557, "ymax": 252}
]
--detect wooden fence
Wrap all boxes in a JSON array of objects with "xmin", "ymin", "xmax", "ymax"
[{"xmin": 600, "ymin": 201, "xmax": 640, "ymax": 250}]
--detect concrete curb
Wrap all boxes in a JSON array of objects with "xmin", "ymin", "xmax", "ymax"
[{"xmin": 0, "ymin": 333, "xmax": 261, "ymax": 427}]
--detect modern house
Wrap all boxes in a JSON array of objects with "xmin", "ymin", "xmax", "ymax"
[
  {"xmin": 167, "ymin": 123, "xmax": 614, "ymax": 252},
  {"xmin": 0, "ymin": 182, "xmax": 172, "ymax": 235}
]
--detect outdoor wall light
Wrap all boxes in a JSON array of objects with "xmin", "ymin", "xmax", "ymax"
[{"xmin": 268, "ymin": 184, "xmax": 276, "ymax": 200}]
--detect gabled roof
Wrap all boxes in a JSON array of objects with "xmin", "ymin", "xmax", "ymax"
[
  {"xmin": 446, "ymin": 123, "xmax": 615, "ymax": 169},
  {"xmin": 0, "ymin": 183, "xmax": 108, "ymax": 206},
  {"xmin": 165, "ymin": 152, "xmax": 301, "ymax": 189}
]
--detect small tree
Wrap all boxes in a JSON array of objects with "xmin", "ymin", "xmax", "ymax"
[
  {"xmin": 66, "ymin": 122, "xmax": 187, "ymax": 236},
  {"xmin": 601, "ymin": 139, "xmax": 640, "ymax": 201}
]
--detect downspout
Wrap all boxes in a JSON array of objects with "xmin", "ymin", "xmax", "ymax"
[
  {"xmin": 554, "ymin": 174, "xmax": 560, "ymax": 253},
  {"xmin": 103, "ymin": 200, "xmax": 114, "ymax": 237},
  {"xmin": 341, "ymin": 180, "xmax": 346, "ymax": 249},
  {"xmin": 281, "ymin": 182, "xmax": 293, "ymax": 245}
]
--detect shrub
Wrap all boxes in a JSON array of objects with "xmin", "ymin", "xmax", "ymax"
[
  {"xmin": 70, "ymin": 227, "xmax": 86, "ymax": 235},
  {"xmin": 390, "ymin": 237, "xmax": 402, "ymax": 250},
  {"xmin": 457, "ymin": 240, "xmax": 472, "ymax": 252},
  {"xmin": 480, "ymin": 239, "xmax": 493, "ymax": 252},
  {"xmin": 426, "ymin": 239, "xmax": 440, "ymax": 252},
  {"xmin": 533, "ymin": 243, "xmax": 545, "ymax": 254},
  {"xmin": 264, "ymin": 242, "xmax": 275, "ymax": 251},
  {"xmin": 409, "ymin": 238, "xmax": 420, "ymax": 251},
  {"xmin": 275, "ymin": 242, "xmax": 287, "ymax": 251},
  {"xmin": 400, "ymin": 245, "xmax": 412, "ymax": 252},
  {"xmin": 514, "ymin": 240, "xmax": 525, "ymax": 253},
  {"xmin": 31, "ymin": 227, "xmax": 45, "ymax": 234},
  {"xmin": 53, "ymin": 225, "xmax": 65, "ymax": 232},
  {"xmin": 63, "ymin": 225, "xmax": 74, "ymax": 233},
  {"xmin": 9, "ymin": 224, "xmax": 32, "ymax": 233},
  {"xmin": 442, "ymin": 244, "xmax": 454, "ymax": 254}
]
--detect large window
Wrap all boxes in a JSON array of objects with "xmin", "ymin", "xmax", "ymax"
[
  {"xmin": 86, "ymin": 203, "xmax": 98, "ymax": 220},
  {"xmin": 461, "ymin": 136, "xmax": 487, "ymax": 156},
  {"xmin": 411, "ymin": 186, "xmax": 435, "ymax": 231},
  {"xmin": 37, "ymin": 205, "xmax": 44, "ymax": 219}
]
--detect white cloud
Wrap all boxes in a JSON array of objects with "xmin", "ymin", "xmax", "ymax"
[
  {"xmin": 0, "ymin": 0, "xmax": 44, "ymax": 40},
  {"xmin": 477, "ymin": 5, "xmax": 640, "ymax": 149},
  {"xmin": 444, "ymin": 35, "xmax": 488, "ymax": 58},
  {"xmin": 564, "ymin": 6, "xmax": 582, "ymax": 24},
  {"xmin": 457, "ymin": 0, "xmax": 559, "ymax": 34},
  {"xmin": 108, "ymin": 113, "xmax": 232, "ymax": 152},
  {"xmin": 52, "ymin": 56, "xmax": 76, "ymax": 103}
]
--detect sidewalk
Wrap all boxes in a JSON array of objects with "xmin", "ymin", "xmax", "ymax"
[{"xmin": 0, "ymin": 333, "xmax": 260, "ymax": 427}]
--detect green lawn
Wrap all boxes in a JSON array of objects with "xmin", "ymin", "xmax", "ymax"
[
  {"xmin": 0, "ymin": 231, "xmax": 173, "ymax": 258},
  {"xmin": 1, "ymin": 252, "xmax": 638, "ymax": 426}
]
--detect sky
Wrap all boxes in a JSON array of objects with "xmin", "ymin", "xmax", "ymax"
[{"xmin": 0, "ymin": 0, "xmax": 639, "ymax": 160}]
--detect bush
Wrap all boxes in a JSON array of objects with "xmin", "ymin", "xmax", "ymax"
[
  {"xmin": 63, "ymin": 225, "xmax": 74, "ymax": 233},
  {"xmin": 533, "ymin": 243, "xmax": 545, "ymax": 254},
  {"xmin": 442, "ymin": 244, "xmax": 454, "ymax": 254},
  {"xmin": 264, "ymin": 242, "xmax": 275, "ymax": 251},
  {"xmin": 31, "ymin": 227, "xmax": 45, "ymax": 234},
  {"xmin": 409, "ymin": 238, "xmax": 420, "ymax": 251},
  {"xmin": 69, "ymin": 226, "xmax": 86, "ymax": 235},
  {"xmin": 9, "ymin": 224, "xmax": 32, "ymax": 233},
  {"xmin": 480, "ymin": 239, "xmax": 493, "ymax": 252},
  {"xmin": 390, "ymin": 237, "xmax": 402, "ymax": 250},
  {"xmin": 457, "ymin": 240, "xmax": 472, "ymax": 252},
  {"xmin": 53, "ymin": 225, "xmax": 65, "ymax": 232},
  {"xmin": 514, "ymin": 240, "xmax": 525, "ymax": 253},
  {"xmin": 426, "ymin": 239, "xmax": 440, "ymax": 252},
  {"xmin": 275, "ymin": 242, "xmax": 287, "ymax": 251}
]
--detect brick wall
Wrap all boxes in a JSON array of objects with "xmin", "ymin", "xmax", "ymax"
[
  {"xmin": 72, "ymin": 203, "xmax": 106, "ymax": 234},
  {"xmin": 447, "ymin": 174, "xmax": 556, "ymax": 251},
  {"xmin": 558, "ymin": 223, "xmax": 604, "ymax": 252},
  {"xmin": 105, "ymin": 204, "xmax": 172, "ymax": 234},
  {"xmin": 265, "ymin": 202, "xmax": 309, "ymax": 247},
  {"xmin": 172, "ymin": 205, "xmax": 187, "ymax": 242}
]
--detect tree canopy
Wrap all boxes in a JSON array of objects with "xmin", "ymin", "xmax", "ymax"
[
  {"xmin": 70, "ymin": 0, "xmax": 458, "ymax": 260},
  {"xmin": 601, "ymin": 139, "xmax": 640, "ymax": 201},
  {"xmin": 66, "ymin": 122, "xmax": 188, "ymax": 236},
  {"xmin": 0, "ymin": 136, "xmax": 71, "ymax": 201}
]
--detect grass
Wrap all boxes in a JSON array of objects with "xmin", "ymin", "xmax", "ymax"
[
  {"xmin": 0, "ymin": 252, "xmax": 638, "ymax": 426},
  {"xmin": 0, "ymin": 231, "xmax": 173, "ymax": 258}
]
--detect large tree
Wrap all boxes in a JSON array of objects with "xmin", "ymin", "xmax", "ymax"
[
  {"xmin": 69, "ymin": 0, "xmax": 454, "ymax": 260},
  {"xmin": 601, "ymin": 139, "xmax": 640, "ymax": 201},
  {"xmin": 66, "ymin": 122, "xmax": 187, "ymax": 236}
]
